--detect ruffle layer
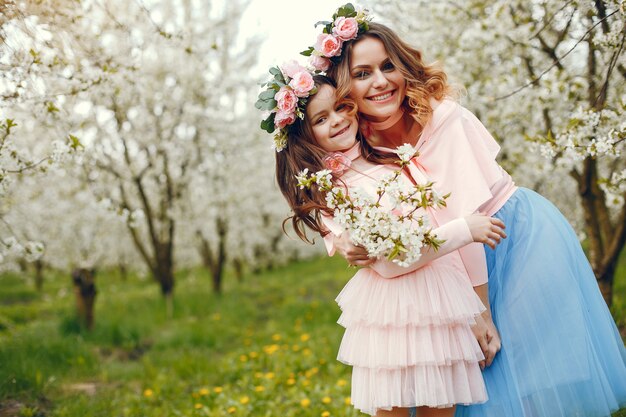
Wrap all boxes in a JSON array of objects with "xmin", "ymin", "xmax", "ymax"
[
  {"xmin": 351, "ymin": 361, "xmax": 488, "ymax": 416},
  {"xmin": 336, "ymin": 264, "xmax": 485, "ymax": 327},
  {"xmin": 338, "ymin": 323, "xmax": 484, "ymax": 369}
]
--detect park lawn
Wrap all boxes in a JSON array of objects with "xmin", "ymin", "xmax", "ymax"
[{"xmin": 0, "ymin": 253, "xmax": 625, "ymax": 417}]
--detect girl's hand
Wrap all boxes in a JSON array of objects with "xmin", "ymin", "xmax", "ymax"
[
  {"xmin": 465, "ymin": 214, "xmax": 507, "ymax": 249},
  {"xmin": 333, "ymin": 232, "xmax": 374, "ymax": 266}
]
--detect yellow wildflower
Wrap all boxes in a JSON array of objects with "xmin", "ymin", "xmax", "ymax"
[
  {"xmin": 199, "ymin": 387, "xmax": 210, "ymax": 396},
  {"xmin": 322, "ymin": 396, "xmax": 331, "ymax": 404},
  {"xmin": 254, "ymin": 386, "xmax": 265, "ymax": 392},
  {"xmin": 249, "ymin": 351, "xmax": 258, "ymax": 358},
  {"xmin": 265, "ymin": 372, "xmax": 275, "ymax": 379},
  {"xmin": 272, "ymin": 334, "xmax": 281, "ymax": 341},
  {"xmin": 286, "ymin": 378, "xmax": 296, "ymax": 385},
  {"xmin": 300, "ymin": 398, "xmax": 311, "ymax": 407},
  {"xmin": 194, "ymin": 403, "xmax": 203, "ymax": 409},
  {"xmin": 321, "ymin": 412, "xmax": 331, "ymax": 417},
  {"xmin": 344, "ymin": 397, "xmax": 352, "ymax": 405},
  {"xmin": 263, "ymin": 344, "xmax": 280, "ymax": 355},
  {"xmin": 143, "ymin": 389, "xmax": 153, "ymax": 397},
  {"xmin": 213, "ymin": 386, "xmax": 223, "ymax": 394},
  {"xmin": 239, "ymin": 354, "xmax": 248, "ymax": 362},
  {"xmin": 227, "ymin": 406, "xmax": 237, "ymax": 414},
  {"xmin": 337, "ymin": 379, "xmax": 347, "ymax": 387},
  {"xmin": 240, "ymin": 396, "xmax": 250, "ymax": 405},
  {"xmin": 300, "ymin": 333, "xmax": 311, "ymax": 342}
]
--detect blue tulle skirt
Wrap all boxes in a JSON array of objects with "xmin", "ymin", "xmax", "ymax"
[{"xmin": 452, "ymin": 187, "xmax": 626, "ymax": 417}]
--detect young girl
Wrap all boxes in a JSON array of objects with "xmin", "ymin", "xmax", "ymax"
[
  {"xmin": 273, "ymin": 74, "xmax": 507, "ymax": 417},
  {"xmin": 311, "ymin": 13, "xmax": 626, "ymax": 417}
]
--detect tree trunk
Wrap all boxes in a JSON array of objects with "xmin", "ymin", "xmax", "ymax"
[
  {"xmin": 197, "ymin": 218, "xmax": 227, "ymax": 294},
  {"xmin": 149, "ymin": 239, "xmax": 175, "ymax": 318},
  {"xmin": 233, "ymin": 257, "xmax": 244, "ymax": 283},
  {"xmin": 34, "ymin": 259, "xmax": 44, "ymax": 292},
  {"xmin": 597, "ymin": 264, "xmax": 615, "ymax": 307},
  {"xmin": 71, "ymin": 268, "xmax": 97, "ymax": 330},
  {"xmin": 118, "ymin": 262, "xmax": 128, "ymax": 281}
]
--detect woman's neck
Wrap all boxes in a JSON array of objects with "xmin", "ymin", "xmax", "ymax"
[{"xmin": 366, "ymin": 110, "xmax": 420, "ymax": 148}]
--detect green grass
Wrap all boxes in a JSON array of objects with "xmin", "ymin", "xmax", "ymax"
[{"xmin": 0, "ymin": 253, "xmax": 625, "ymax": 417}]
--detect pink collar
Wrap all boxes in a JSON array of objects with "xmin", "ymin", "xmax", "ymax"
[{"xmin": 367, "ymin": 108, "xmax": 405, "ymax": 130}]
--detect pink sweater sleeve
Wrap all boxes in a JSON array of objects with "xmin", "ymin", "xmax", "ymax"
[
  {"xmin": 369, "ymin": 217, "xmax": 474, "ymax": 279},
  {"xmin": 321, "ymin": 215, "xmax": 343, "ymax": 256}
]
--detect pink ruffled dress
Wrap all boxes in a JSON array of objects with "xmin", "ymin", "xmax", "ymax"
[{"xmin": 323, "ymin": 142, "xmax": 488, "ymax": 415}]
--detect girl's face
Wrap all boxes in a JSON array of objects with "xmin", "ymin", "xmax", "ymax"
[
  {"xmin": 306, "ymin": 84, "xmax": 358, "ymax": 153},
  {"xmin": 349, "ymin": 37, "xmax": 406, "ymax": 122}
]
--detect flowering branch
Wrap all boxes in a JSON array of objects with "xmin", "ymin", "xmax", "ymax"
[{"xmin": 297, "ymin": 145, "xmax": 447, "ymax": 267}]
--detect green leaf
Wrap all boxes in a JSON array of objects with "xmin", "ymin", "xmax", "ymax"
[
  {"xmin": 269, "ymin": 66, "xmax": 281, "ymax": 76},
  {"xmin": 258, "ymin": 89, "xmax": 276, "ymax": 100},
  {"xmin": 300, "ymin": 47, "xmax": 314, "ymax": 57},
  {"xmin": 67, "ymin": 134, "xmax": 84, "ymax": 150},
  {"xmin": 255, "ymin": 98, "xmax": 277, "ymax": 111},
  {"xmin": 314, "ymin": 20, "xmax": 331, "ymax": 28},
  {"xmin": 46, "ymin": 102, "xmax": 59, "ymax": 113},
  {"xmin": 336, "ymin": 3, "xmax": 356, "ymax": 17},
  {"xmin": 274, "ymin": 72, "xmax": 286, "ymax": 84},
  {"xmin": 260, "ymin": 113, "xmax": 276, "ymax": 134}
]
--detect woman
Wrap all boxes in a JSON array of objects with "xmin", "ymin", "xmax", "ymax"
[
  {"xmin": 309, "ymin": 10, "xmax": 626, "ymax": 417},
  {"xmin": 270, "ymin": 72, "xmax": 507, "ymax": 416}
]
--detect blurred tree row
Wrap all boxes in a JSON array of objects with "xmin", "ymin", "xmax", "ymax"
[{"xmin": 0, "ymin": 0, "xmax": 320, "ymax": 308}]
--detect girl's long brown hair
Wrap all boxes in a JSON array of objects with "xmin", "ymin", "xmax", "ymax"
[
  {"xmin": 276, "ymin": 76, "xmax": 346, "ymax": 243},
  {"xmin": 329, "ymin": 22, "xmax": 455, "ymax": 161}
]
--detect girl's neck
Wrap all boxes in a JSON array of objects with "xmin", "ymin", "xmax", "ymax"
[{"xmin": 366, "ymin": 109, "xmax": 420, "ymax": 148}]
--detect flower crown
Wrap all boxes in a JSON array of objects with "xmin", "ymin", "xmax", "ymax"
[
  {"xmin": 255, "ymin": 61, "xmax": 317, "ymax": 152},
  {"xmin": 300, "ymin": 3, "xmax": 371, "ymax": 72}
]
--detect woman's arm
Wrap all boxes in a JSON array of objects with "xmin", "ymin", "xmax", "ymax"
[{"xmin": 368, "ymin": 214, "xmax": 504, "ymax": 279}]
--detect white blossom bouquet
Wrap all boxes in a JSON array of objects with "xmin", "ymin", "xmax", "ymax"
[{"xmin": 297, "ymin": 145, "xmax": 448, "ymax": 267}]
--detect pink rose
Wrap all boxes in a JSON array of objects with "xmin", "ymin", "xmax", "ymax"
[
  {"xmin": 309, "ymin": 55, "xmax": 331, "ymax": 72},
  {"xmin": 314, "ymin": 33, "xmax": 343, "ymax": 57},
  {"xmin": 275, "ymin": 87, "xmax": 298, "ymax": 114},
  {"xmin": 323, "ymin": 152, "xmax": 352, "ymax": 175},
  {"xmin": 274, "ymin": 110, "xmax": 296, "ymax": 129},
  {"xmin": 289, "ymin": 71, "xmax": 315, "ymax": 98},
  {"xmin": 332, "ymin": 17, "xmax": 359, "ymax": 41},
  {"xmin": 281, "ymin": 60, "xmax": 307, "ymax": 79}
]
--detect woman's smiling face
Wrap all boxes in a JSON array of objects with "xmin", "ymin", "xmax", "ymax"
[
  {"xmin": 349, "ymin": 36, "xmax": 406, "ymax": 122},
  {"xmin": 306, "ymin": 84, "xmax": 358, "ymax": 152}
]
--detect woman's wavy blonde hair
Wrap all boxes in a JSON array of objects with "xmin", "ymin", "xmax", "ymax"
[{"xmin": 329, "ymin": 22, "xmax": 455, "ymax": 139}]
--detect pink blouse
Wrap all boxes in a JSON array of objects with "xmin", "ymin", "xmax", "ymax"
[{"xmin": 373, "ymin": 99, "xmax": 517, "ymax": 286}]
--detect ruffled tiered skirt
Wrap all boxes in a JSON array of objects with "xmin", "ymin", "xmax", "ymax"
[
  {"xmin": 336, "ymin": 262, "xmax": 488, "ymax": 415},
  {"xmin": 455, "ymin": 188, "xmax": 626, "ymax": 417}
]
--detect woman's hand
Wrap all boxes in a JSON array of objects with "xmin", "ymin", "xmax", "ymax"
[
  {"xmin": 333, "ymin": 232, "xmax": 374, "ymax": 266},
  {"xmin": 471, "ymin": 312, "xmax": 502, "ymax": 369},
  {"xmin": 465, "ymin": 214, "xmax": 507, "ymax": 249}
]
